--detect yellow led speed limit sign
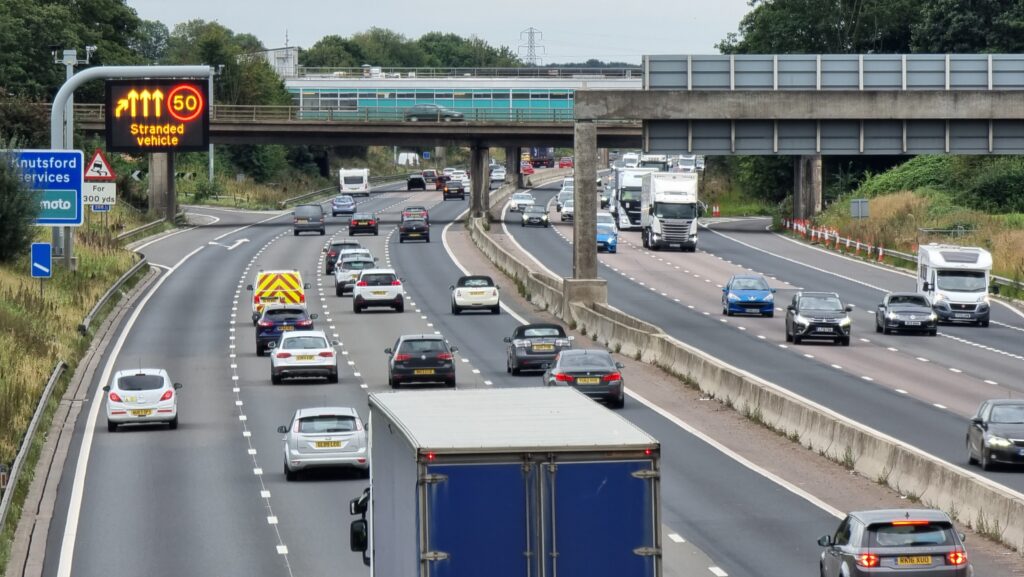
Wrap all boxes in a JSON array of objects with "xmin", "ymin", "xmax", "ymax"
[{"xmin": 105, "ymin": 79, "xmax": 209, "ymax": 153}]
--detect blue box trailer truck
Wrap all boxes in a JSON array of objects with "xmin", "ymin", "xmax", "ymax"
[{"xmin": 350, "ymin": 387, "xmax": 662, "ymax": 577}]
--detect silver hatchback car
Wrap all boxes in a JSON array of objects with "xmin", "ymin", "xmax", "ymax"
[
  {"xmin": 277, "ymin": 407, "xmax": 369, "ymax": 481},
  {"xmin": 818, "ymin": 509, "xmax": 972, "ymax": 577}
]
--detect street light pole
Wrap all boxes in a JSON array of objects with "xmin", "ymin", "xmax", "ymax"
[{"xmin": 53, "ymin": 46, "xmax": 95, "ymax": 268}]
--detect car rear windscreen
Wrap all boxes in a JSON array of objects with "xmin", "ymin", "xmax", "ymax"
[
  {"xmin": 298, "ymin": 415, "xmax": 356, "ymax": 434},
  {"xmin": 342, "ymin": 260, "xmax": 374, "ymax": 270},
  {"xmin": 559, "ymin": 354, "xmax": 614, "ymax": 369},
  {"xmin": 264, "ymin": 308, "xmax": 306, "ymax": 320},
  {"xmin": 295, "ymin": 206, "xmax": 322, "ymax": 217},
  {"xmin": 361, "ymin": 273, "xmax": 397, "ymax": 286},
  {"xmin": 522, "ymin": 327, "xmax": 565, "ymax": 338},
  {"xmin": 868, "ymin": 523, "xmax": 953, "ymax": 547},
  {"xmin": 118, "ymin": 374, "xmax": 164, "ymax": 391},
  {"xmin": 343, "ymin": 176, "xmax": 365, "ymax": 185},
  {"xmin": 283, "ymin": 336, "xmax": 328, "ymax": 350},
  {"xmin": 398, "ymin": 339, "xmax": 446, "ymax": 354}
]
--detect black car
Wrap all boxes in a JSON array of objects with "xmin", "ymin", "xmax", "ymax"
[
  {"xmin": 293, "ymin": 204, "xmax": 325, "ymax": 236},
  {"xmin": 875, "ymin": 292, "xmax": 938, "ymax": 336},
  {"xmin": 255, "ymin": 304, "xmax": 317, "ymax": 356},
  {"xmin": 521, "ymin": 206, "xmax": 549, "ymax": 227},
  {"xmin": 404, "ymin": 103, "xmax": 464, "ymax": 122},
  {"xmin": 399, "ymin": 218, "xmax": 429, "ymax": 243},
  {"xmin": 442, "ymin": 179, "xmax": 466, "ymax": 200},
  {"xmin": 504, "ymin": 323, "xmax": 573, "ymax": 374},
  {"xmin": 543, "ymin": 349, "xmax": 626, "ymax": 408},
  {"xmin": 331, "ymin": 195, "xmax": 356, "ymax": 217},
  {"xmin": 785, "ymin": 291, "xmax": 853, "ymax": 346},
  {"xmin": 348, "ymin": 212, "xmax": 379, "ymax": 236},
  {"xmin": 385, "ymin": 334, "xmax": 458, "ymax": 388},
  {"xmin": 967, "ymin": 399, "xmax": 1024, "ymax": 470},
  {"xmin": 407, "ymin": 174, "xmax": 427, "ymax": 191},
  {"xmin": 324, "ymin": 240, "xmax": 363, "ymax": 274}
]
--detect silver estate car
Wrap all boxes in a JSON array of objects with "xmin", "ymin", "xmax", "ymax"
[
  {"xmin": 277, "ymin": 407, "xmax": 369, "ymax": 481},
  {"xmin": 818, "ymin": 509, "xmax": 972, "ymax": 577}
]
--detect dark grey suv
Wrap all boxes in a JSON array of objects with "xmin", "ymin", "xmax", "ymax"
[
  {"xmin": 385, "ymin": 334, "xmax": 458, "ymax": 388},
  {"xmin": 818, "ymin": 509, "xmax": 971, "ymax": 576},
  {"xmin": 785, "ymin": 291, "xmax": 853, "ymax": 346},
  {"xmin": 293, "ymin": 204, "xmax": 326, "ymax": 236}
]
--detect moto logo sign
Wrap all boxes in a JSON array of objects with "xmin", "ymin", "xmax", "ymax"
[{"xmin": 41, "ymin": 198, "xmax": 73, "ymax": 210}]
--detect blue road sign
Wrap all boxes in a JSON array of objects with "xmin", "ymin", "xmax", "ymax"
[
  {"xmin": 11, "ymin": 150, "xmax": 84, "ymax": 226},
  {"xmin": 91, "ymin": 204, "xmax": 111, "ymax": 212},
  {"xmin": 422, "ymin": 151, "xmax": 431, "ymax": 160},
  {"xmin": 31, "ymin": 243, "xmax": 52, "ymax": 278}
]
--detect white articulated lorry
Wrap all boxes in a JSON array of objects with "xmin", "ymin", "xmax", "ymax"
[
  {"xmin": 612, "ymin": 166, "xmax": 658, "ymax": 230},
  {"xmin": 640, "ymin": 172, "xmax": 701, "ymax": 251},
  {"xmin": 916, "ymin": 243, "xmax": 997, "ymax": 326}
]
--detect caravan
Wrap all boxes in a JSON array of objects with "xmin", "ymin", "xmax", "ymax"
[
  {"xmin": 916, "ymin": 244, "xmax": 997, "ymax": 326},
  {"xmin": 339, "ymin": 168, "xmax": 371, "ymax": 197}
]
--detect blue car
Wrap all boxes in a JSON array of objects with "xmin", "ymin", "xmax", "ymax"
[
  {"xmin": 596, "ymin": 223, "xmax": 618, "ymax": 253},
  {"xmin": 255, "ymin": 304, "xmax": 317, "ymax": 356},
  {"xmin": 331, "ymin": 195, "xmax": 356, "ymax": 217},
  {"xmin": 722, "ymin": 274, "xmax": 776, "ymax": 317}
]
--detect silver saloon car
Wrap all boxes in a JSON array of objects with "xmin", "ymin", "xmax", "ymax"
[{"xmin": 278, "ymin": 407, "xmax": 369, "ymax": 481}]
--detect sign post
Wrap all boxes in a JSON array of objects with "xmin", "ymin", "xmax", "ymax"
[{"xmin": 31, "ymin": 242, "xmax": 52, "ymax": 297}]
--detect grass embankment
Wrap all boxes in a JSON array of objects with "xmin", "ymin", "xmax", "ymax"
[
  {"xmin": 0, "ymin": 203, "xmax": 154, "ymax": 571},
  {"xmin": 701, "ymin": 161, "xmax": 775, "ymax": 217}
]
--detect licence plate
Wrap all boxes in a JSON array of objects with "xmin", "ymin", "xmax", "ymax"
[
  {"xmin": 414, "ymin": 369, "xmax": 435, "ymax": 375},
  {"xmin": 280, "ymin": 326, "xmax": 294, "ymax": 331},
  {"xmin": 372, "ymin": 290, "xmax": 387, "ymax": 295},
  {"xmin": 358, "ymin": 221, "xmax": 369, "ymax": 225},
  {"xmin": 315, "ymin": 441, "xmax": 343, "ymax": 448},
  {"xmin": 470, "ymin": 291, "xmax": 485, "ymax": 296},
  {"xmin": 130, "ymin": 409, "xmax": 152, "ymax": 417},
  {"xmin": 262, "ymin": 297, "xmax": 279, "ymax": 302},
  {"xmin": 816, "ymin": 327, "xmax": 834, "ymax": 333},
  {"xmin": 577, "ymin": 377, "xmax": 600, "ymax": 384},
  {"xmin": 896, "ymin": 556, "xmax": 931, "ymax": 566},
  {"xmin": 905, "ymin": 321, "xmax": 921, "ymax": 326},
  {"xmin": 533, "ymin": 344, "xmax": 554, "ymax": 351},
  {"xmin": 296, "ymin": 219, "xmax": 307, "ymax": 223},
  {"xmin": 296, "ymin": 355, "xmax": 315, "ymax": 361},
  {"xmin": 408, "ymin": 233, "xmax": 420, "ymax": 237},
  {"xmin": 954, "ymin": 313, "xmax": 972, "ymax": 318}
]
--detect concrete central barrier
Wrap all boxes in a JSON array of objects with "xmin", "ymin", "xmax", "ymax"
[{"xmin": 465, "ymin": 215, "xmax": 1024, "ymax": 555}]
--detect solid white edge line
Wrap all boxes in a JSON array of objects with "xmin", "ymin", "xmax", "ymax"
[
  {"xmin": 57, "ymin": 244, "xmax": 205, "ymax": 577},
  {"xmin": 213, "ymin": 211, "xmax": 291, "ymax": 241},
  {"xmin": 130, "ymin": 226, "xmax": 193, "ymax": 251},
  {"xmin": 626, "ymin": 388, "xmax": 845, "ymax": 519}
]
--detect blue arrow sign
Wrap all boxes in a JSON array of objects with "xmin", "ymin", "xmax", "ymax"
[
  {"xmin": 422, "ymin": 151, "xmax": 431, "ymax": 160},
  {"xmin": 31, "ymin": 243, "xmax": 52, "ymax": 278},
  {"xmin": 11, "ymin": 150, "xmax": 84, "ymax": 226}
]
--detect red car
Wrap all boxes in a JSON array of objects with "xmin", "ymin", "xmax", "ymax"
[
  {"xmin": 520, "ymin": 162, "xmax": 535, "ymax": 175},
  {"xmin": 558, "ymin": 157, "xmax": 574, "ymax": 168}
]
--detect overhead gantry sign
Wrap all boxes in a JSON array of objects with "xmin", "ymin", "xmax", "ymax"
[{"xmin": 105, "ymin": 79, "xmax": 209, "ymax": 153}]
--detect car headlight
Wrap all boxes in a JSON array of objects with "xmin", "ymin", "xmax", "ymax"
[
  {"xmin": 727, "ymin": 292, "xmax": 740, "ymax": 302},
  {"xmin": 986, "ymin": 435, "xmax": 1012, "ymax": 448},
  {"xmin": 929, "ymin": 312, "xmax": 938, "ymax": 321},
  {"xmin": 979, "ymin": 295, "xmax": 990, "ymax": 304},
  {"xmin": 794, "ymin": 314, "xmax": 809, "ymax": 326},
  {"xmin": 542, "ymin": 215, "xmax": 548, "ymax": 221},
  {"xmin": 839, "ymin": 317, "xmax": 852, "ymax": 327},
  {"xmin": 765, "ymin": 293, "xmax": 774, "ymax": 302},
  {"xmin": 887, "ymin": 311, "xmax": 898, "ymax": 320}
]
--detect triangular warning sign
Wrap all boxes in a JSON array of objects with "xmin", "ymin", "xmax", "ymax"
[{"xmin": 84, "ymin": 148, "xmax": 117, "ymax": 182}]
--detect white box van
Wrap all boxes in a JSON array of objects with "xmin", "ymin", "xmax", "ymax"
[
  {"xmin": 339, "ymin": 168, "xmax": 370, "ymax": 197},
  {"xmin": 916, "ymin": 244, "xmax": 996, "ymax": 326}
]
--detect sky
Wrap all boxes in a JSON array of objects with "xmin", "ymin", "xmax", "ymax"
[{"xmin": 126, "ymin": 0, "xmax": 752, "ymax": 64}]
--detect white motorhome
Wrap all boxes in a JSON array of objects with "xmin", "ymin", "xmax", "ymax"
[
  {"xmin": 640, "ymin": 172, "xmax": 701, "ymax": 251},
  {"xmin": 639, "ymin": 154, "xmax": 670, "ymax": 172},
  {"xmin": 621, "ymin": 152, "xmax": 640, "ymax": 168},
  {"xmin": 916, "ymin": 244, "xmax": 995, "ymax": 326},
  {"xmin": 611, "ymin": 167, "xmax": 658, "ymax": 229},
  {"xmin": 339, "ymin": 168, "xmax": 370, "ymax": 197}
]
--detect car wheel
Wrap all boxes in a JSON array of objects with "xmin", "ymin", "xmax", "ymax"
[
  {"xmin": 335, "ymin": 284, "xmax": 343, "ymax": 297},
  {"xmin": 841, "ymin": 336, "xmax": 851, "ymax": 346},
  {"xmin": 271, "ymin": 371, "xmax": 282, "ymax": 385},
  {"xmin": 353, "ymin": 302, "xmax": 362, "ymax": 313},
  {"xmin": 491, "ymin": 305, "xmax": 500, "ymax": 315},
  {"xmin": 168, "ymin": 416, "xmax": 178, "ymax": 430},
  {"xmin": 967, "ymin": 440, "xmax": 978, "ymax": 465},
  {"xmin": 545, "ymin": 223, "xmax": 550, "ymax": 228},
  {"xmin": 764, "ymin": 311, "xmax": 774, "ymax": 318},
  {"xmin": 447, "ymin": 378, "xmax": 456, "ymax": 388},
  {"xmin": 929, "ymin": 328, "xmax": 938, "ymax": 336},
  {"xmin": 882, "ymin": 325, "xmax": 891, "ymax": 335},
  {"xmin": 373, "ymin": 229, "xmax": 379, "ymax": 236},
  {"xmin": 980, "ymin": 319, "xmax": 990, "ymax": 327},
  {"xmin": 725, "ymin": 308, "xmax": 733, "ymax": 317},
  {"xmin": 981, "ymin": 450, "xmax": 994, "ymax": 471},
  {"xmin": 256, "ymin": 345, "xmax": 264, "ymax": 357},
  {"xmin": 395, "ymin": 301, "xmax": 405, "ymax": 313},
  {"xmin": 399, "ymin": 237, "xmax": 405, "ymax": 243},
  {"xmin": 293, "ymin": 230, "xmax": 299, "ymax": 236},
  {"xmin": 793, "ymin": 334, "xmax": 802, "ymax": 344},
  {"xmin": 511, "ymin": 364, "xmax": 521, "ymax": 376},
  {"xmin": 284, "ymin": 460, "xmax": 298, "ymax": 481},
  {"xmin": 389, "ymin": 374, "xmax": 399, "ymax": 389},
  {"xmin": 875, "ymin": 321, "xmax": 882, "ymax": 333},
  {"xmin": 107, "ymin": 420, "xmax": 118, "ymax": 432},
  {"xmin": 319, "ymin": 229, "xmax": 325, "ymax": 236},
  {"xmin": 785, "ymin": 326, "xmax": 793, "ymax": 342},
  {"xmin": 425, "ymin": 235, "xmax": 430, "ymax": 243},
  {"xmin": 348, "ymin": 230, "xmax": 354, "ymax": 236},
  {"xmin": 521, "ymin": 222, "xmax": 524, "ymax": 227},
  {"xmin": 328, "ymin": 371, "xmax": 339, "ymax": 384},
  {"xmin": 452, "ymin": 303, "xmax": 461, "ymax": 315},
  {"xmin": 610, "ymin": 395, "xmax": 625, "ymax": 409}
]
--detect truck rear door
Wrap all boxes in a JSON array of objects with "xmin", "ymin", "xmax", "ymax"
[
  {"xmin": 542, "ymin": 460, "xmax": 659, "ymax": 577},
  {"xmin": 422, "ymin": 462, "xmax": 534, "ymax": 577}
]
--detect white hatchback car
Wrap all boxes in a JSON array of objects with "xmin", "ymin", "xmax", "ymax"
[
  {"xmin": 450, "ymin": 275, "xmax": 500, "ymax": 314},
  {"xmin": 509, "ymin": 192, "xmax": 535, "ymax": 212},
  {"xmin": 561, "ymin": 198, "xmax": 575, "ymax": 221},
  {"xmin": 104, "ymin": 368, "xmax": 182, "ymax": 432},
  {"xmin": 277, "ymin": 406, "xmax": 368, "ymax": 481},
  {"xmin": 269, "ymin": 330, "xmax": 340, "ymax": 384},
  {"xmin": 352, "ymin": 268, "xmax": 405, "ymax": 313},
  {"xmin": 333, "ymin": 255, "xmax": 377, "ymax": 296}
]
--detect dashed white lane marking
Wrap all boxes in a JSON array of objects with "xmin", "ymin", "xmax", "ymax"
[
  {"xmin": 803, "ymin": 354, "xmax": 814, "ymax": 359},
  {"xmin": 887, "ymin": 347, "xmax": 898, "ymax": 352},
  {"xmin": 896, "ymin": 389, "xmax": 908, "ymax": 394},
  {"xmin": 757, "ymin": 335, "xmax": 766, "ymax": 340},
  {"xmin": 261, "ymin": 490, "xmax": 271, "ymax": 499},
  {"xmin": 949, "ymin": 368, "xmax": 962, "ymax": 373},
  {"xmin": 267, "ymin": 516, "xmax": 278, "ymax": 525},
  {"xmin": 862, "ymin": 376, "xmax": 874, "ymax": 381},
  {"xmin": 668, "ymin": 533, "xmax": 686, "ymax": 543},
  {"xmin": 831, "ymin": 364, "xmax": 842, "ymax": 370},
  {"xmin": 984, "ymin": 379, "xmax": 999, "ymax": 385},
  {"xmin": 916, "ymin": 357, "xmax": 929, "ymax": 363},
  {"xmin": 484, "ymin": 380, "xmax": 493, "ymax": 386},
  {"xmin": 253, "ymin": 468, "xmax": 263, "ymax": 475},
  {"xmin": 709, "ymin": 567, "xmax": 729, "ymax": 577},
  {"xmin": 934, "ymin": 403, "xmax": 948, "ymax": 410}
]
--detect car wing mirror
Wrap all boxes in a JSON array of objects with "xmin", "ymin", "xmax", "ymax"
[
  {"xmin": 722, "ymin": 287, "xmax": 728, "ymax": 293},
  {"xmin": 817, "ymin": 535, "xmax": 833, "ymax": 547},
  {"xmin": 959, "ymin": 532, "xmax": 967, "ymax": 543},
  {"xmin": 568, "ymin": 335, "xmax": 575, "ymax": 341},
  {"xmin": 449, "ymin": 285, "xmax": 455, "ymax": 290},
  {"xmin": 990, "ymin": 284, "xmax": 1000, "ymax": 295},
  {"xmin": 246, "ymin": 284, "xmax": 254, "ymax": 291},
  {"xmin": 350, "ymin": 519, "xmax": 369, "ymax": 553},
  {"xmin": 303, "ymin": 283, "xmax": 311, "ymax": 289},
  {"xmin": 450, "ymin": 346, "xmax": 459, "ymax": 353},
  {"xmin": 267, "ymin": 342, "xmax": 277, "ymax": 349},
  {"xmin": 384, "ymin": 347, "xmax": 393, "ymax": 355},
  {"xmin": 102, "ymin": 385, "xmax": 111, "ymax": 392},
  {"xmin": 922, "ymin": 282, "xmax": 932, "ymax": 291},
  {"xmin": 503, "ymin": 336, "xmax": 512, "ymax": 343},
  {"xmin": 877, "ymin": 304, "xmax": 885, "ymax": 309},
  {"xmin": 616, "ymin": 362, "xmax": 625, "ymax": 369},
  {"xmin": 845, "ymin": 305, "xmax": 854, "ymax": 312},
  {"xmin": 173, "ymin": 382, "xmax": 183, "ymax": 390},
  {"xmin": 770, "ymin": 288, "xmax": 776, "ymax": 293},
  {"xmin": 322, "ymin": 247, "xmax": 328, "ymax": 253},
  {"xmin": 310, "ymin": 313, "xmax": 319, "ymax": 320},
  {"xmin": 787, "ymin": 305, "xmax": 795, "ymax": 311},
  {"xmin": 277, "ymin": 426, "xmax": 288, "ymax": 434}
]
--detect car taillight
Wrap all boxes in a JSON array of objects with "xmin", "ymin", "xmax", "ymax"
[
  {"xmin": 299, "ymin": 294, "xmax": 306, "ymax": 303},
  {"xmin": 554, "ymin": 373, "xmax": 573, "ymax": 382},
  {"xmin": 276, "ymin": 352, "xmax": 292, "ymax": 359},
  {"xmin": 296, "ymin": 319, "xmax": 313, "ymax": 327},
  {"xmin": 356, "ymin": 281, "xmax": 368, "ymax": 287},
  {"xmin": 160, "ymin": 390, "xmax": 173, "ymax": 401},
  {"xmin": 253, "ymin": 295, "xmax": 261, "ymax": 304},
  {"xmin": 437, "ymin": 352, "xmax": 453, "ymax": 361},
  {"xmin": 492, "ymin": 289, "xmax": 498, "ymax": 297},
  {"xmin": 394, "ymin": 354, "xmax": 411, "ymax": 361},
  {"xmin": 391, "ymin": 280, "xmax": 402, "ymax": 286},
  {"xmin": 856, "ymin": 553, "xmax": 879, "ymax": 568},
  {"xmin": 328, "ymin": 251, "xmax": 337, "ymax": 257},
  {"xmin": 603, "ymin": 372, "xmax": 622, "ymax": 382},
  {"xmin": 947, "ymin": 551, "xmax": 967, "ymax": 566},
  {"xmin": 292, "ymin": 420, "xmax": 301, "ymax": 433},
  {"xmin": 258, "ymin": 320, "xmax": 273, "ymax": 327},
  {"xmin": 109, "ymin": 391, "xmax": 123, "ymax": 403},
  {"xmin": 455, "ymin": 289, "xmax": 462, "ymax": 297},
  {"xmin": 368, "ymin": 220, "xmax": 376, "ymax": 226},
  {"xmin": 350, "ymin": 220, "xmax": 357, "ymax": 226},
  {"xmin": 513, "ymin": 339, "xmax": 531, "ymax": 348},
  {"xmin": 356, "ymin": 419, "xmax": 364, "ymax": 431},
  {"xmin": 318, "ymin": 351, "xmax": 334, "ymax": 358},
  {"xmin": 555, "ymin": 339, "xmax": 571, "ymax": 347}
]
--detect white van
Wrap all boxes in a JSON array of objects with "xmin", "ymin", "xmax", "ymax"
[
  {"xmin": 621, "ymin": 152, "xmax": 640, "ymax": 168},
  {"xmin": 916, "ymin": 244, "xmax": 996, "ymax": 326},
  {"xmin": 339, "ymin": 168, "xmax": 370, "ymax": 197}
]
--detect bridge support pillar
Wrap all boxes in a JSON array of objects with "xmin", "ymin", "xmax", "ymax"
[
  {"xmin": 793, "ymin": 154, "xmax": 822, "ymax": 220},
  {"xmin": 573, "ymin": 121, "xmax": 601, "ymax": 285},
  {"xmin": 149, "ymin": 152, "xmax": 177, "ymax": 221},
  {"xmin": 504, "ymin": 146, "xmax": 519, "ymax": 187},
  {"xmin": 469, "ymin": 145, "xmax": 489, "ymax": 218}
]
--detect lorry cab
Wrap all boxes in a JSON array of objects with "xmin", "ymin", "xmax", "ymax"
[
  {"xmin": 916, "ymin": 244, "xmax": 996, "ymax": 327},
  {"xmin": 612, "ymin": 167, "xmax": 658, "ymax": 229},
  {"xmin": 339, "ymin": 168, "xmax": 371, "ymax": 197},
  {"xmin": 621, "ymin": 152, "xmax": 640, "ymax": 168},
  {"xmin": 640, "ymin": 172, "xmax": 701, "ymax": 252}
]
